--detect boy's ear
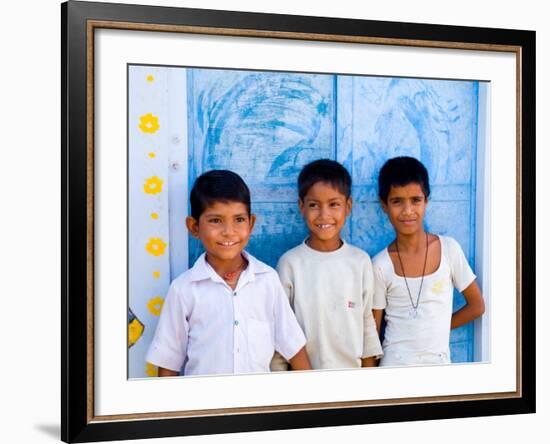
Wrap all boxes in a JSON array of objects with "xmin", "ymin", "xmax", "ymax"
[
  {"xmin": 186, "ymin": 216, "xmax": 200, "ymax": 238},
  {"xmin": 248, "ymin": 214, "xmax": 256, "ymax": 232},
  {"xmin": 298, "ymin": 199, "xmax": 304, "ymax": 213},
  {"xmin": 380, "ymin": 199, "xmax": 389, "ymax": 214},
  {"xmin": 345, "ymin": 196, "xmax": 353, "ymax": 216}
]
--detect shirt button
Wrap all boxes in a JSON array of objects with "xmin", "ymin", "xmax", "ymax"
[
  {"xmin": 234, "ymin": 320, "xmax": 239, "ymax": 326},
  {"xmin": 233, "ymin": 291, "xmax": 237, "ymax": 296}
]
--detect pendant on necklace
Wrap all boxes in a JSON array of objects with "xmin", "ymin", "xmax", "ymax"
[
  {"xmin": 222, "ymin": 258, "xmax": 245, "ymax": 282},
  {"xmin": 397, "ymin": 232, "xmax": 429, "ymax": 322},
  {"xmin": 222, "ymin": 269, "xmax": 240, "ymax": 281}
]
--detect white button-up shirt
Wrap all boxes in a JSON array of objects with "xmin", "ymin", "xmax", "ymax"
[{"xmin": 146, "ymin": 251, "xmax": 306, "ymax": 376}]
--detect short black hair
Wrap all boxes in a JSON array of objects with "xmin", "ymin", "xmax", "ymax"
[
  {"xmin": 298, "ymin": 159, "xmax": 352, "ymax": 201},
  {"xmin": 189, "ymin": 170, "xmax": 251, "ymax": 220},
  {"xmin": 378, "ymin": 156, "xmax": 430, "ymax": 203}
]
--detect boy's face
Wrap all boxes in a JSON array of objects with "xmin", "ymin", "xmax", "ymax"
[
  {"xmin": 186, "ymin": 201, "xmax": 256, "ymax": 268},
  {"xmin": 299, "ymin": 181, "xmax": 351, "ymax": 251},
  {"xmin": 381, "ymin": 182, "xmax": 428, "ymax": 236}
]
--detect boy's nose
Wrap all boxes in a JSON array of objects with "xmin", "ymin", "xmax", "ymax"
[
  {"xmin": 320, "ymin": 205, "xmax": 330, "ymax": 217},
  {"xmin": 403, "ymin": 202, "xmax": 414, "ymax": 214},
  {"xmin": 222, "ymin": 222, "xmax": 235, "ymax": 235}
]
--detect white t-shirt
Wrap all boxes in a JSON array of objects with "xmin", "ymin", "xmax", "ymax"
[
  {"xmin": 146, "ymin": 251, "xmax": 306, "ymax": 376},
  {"xmin": 272, "ymin": 240, "xmax": 383, "ymax": 370},
  {"xmin": 372, "ymin": 236, "xmax": 476, "ymax": 366}
]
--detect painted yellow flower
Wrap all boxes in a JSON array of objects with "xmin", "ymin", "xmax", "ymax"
[
  {"xmin": 138, "ymin": 113, "xmax": 160, "ymax": 134},
  {"xmin": 153, "ymin": 271, "xmax": 161, "ymax": 279},
  {"xmin": 143, "ymin": 176, "xmax": 163, "ymax": 195},
  {"xmin": 151, "ymin": 212, "xmax": 159, "ymax": 220},
  {"xmin": 148, "ymin": 152, "xmax": 156, "ymax": 158},
  {"xmin": 146, "ymin": 74, "xmax": 154, "ymax": 83},
  {"xmin": 146, "ymin": 237, "xmax": 167, "ymax": 256},
  {"xmin": 147, "ymin": 296, "xmax": 164, "ymax": 316},
  {"xmin": 146, "ymin": 362, "xmax": 158, "ymax": 377}
]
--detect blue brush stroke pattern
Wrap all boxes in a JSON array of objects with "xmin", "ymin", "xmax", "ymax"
[
  {"xmin": 187, "ymin": 69, "xmax": 479, "ymax": 362},
  {"xmin": 192, "ymin": 70, "xmax": 334, "ymax": 184}
]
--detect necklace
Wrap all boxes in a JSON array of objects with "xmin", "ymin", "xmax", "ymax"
[
  {"xmin": 221, "ymin": 257, "xmax": 246, "ymax": 282},
  {"xmin": 395, "ymin": 232, "xmax": 429, "ymax": 319}
]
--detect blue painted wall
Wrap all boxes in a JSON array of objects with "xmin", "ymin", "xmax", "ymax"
[{"xmin": 187, "ymin": 68, "xmax": 479, "ymax": 363}]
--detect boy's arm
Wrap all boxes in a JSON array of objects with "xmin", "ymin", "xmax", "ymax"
[
  {"xmin": 371, "ymin": 310, "xmax": 384, "ymax": 367},
  {"xmin": 272, "ymin": 262, "xmax": 309, "ymax": 371},
  {"xmin": 372, "ymin": 259, "xmax": 387, "ymax": 338},
  {"xmin": 362, "ymin": 309, "xmax": 382, "ymax": 367},
  {"xmin": 158, "ymin": 367, "xmax": 179, "ymax": 377},
  {"xmin": 146, "ymin": 283, "xmax": 189, "ymax": 375},
  {"xmin": 361, "ymin": 258, "xmax": 383, "ymax": 365},
  {"xmin": 270, "ymin": 352, "xmax": 289, "ymax": 371},
  {"xmin": 288, "ymin": 346, "xmax": 311, "ymax": 371},
  {"xmin": 373, "ymin": 309, "xmax": 384, "ymax": 337},
  {"xmin": 361, "ymin": 357, "xmax": 377, "ymax": 367},
  {"xmin": 447, "ymin": 238, "xmax": 485, "ymax": 330},
  {"xmin": 270, "ymin": 257, "xmax": 295, "ymax": 371},
  {"xmin": 451, "ymin": 280, "xmax": 485, "ymax": 329},
  {"xmin": 275, "ymin": 256, "xmax": 295, "ymax": 308}
]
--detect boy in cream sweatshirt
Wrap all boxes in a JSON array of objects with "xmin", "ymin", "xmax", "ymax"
[{"xmin": 271, "ymin": 159, "xmax": 382, "ymax": 370}]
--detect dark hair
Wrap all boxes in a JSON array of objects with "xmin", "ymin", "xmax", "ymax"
[
  {"xmin": 298, "ymin": 159, "xmax": 352, "ymax": 201},
  {"xmin": 378, "ymin": 156, "xmax": 430, "ymax": 203},
  {"xmin": 189, "ymin": 170, "xmax": 251, "ymax": 220}
]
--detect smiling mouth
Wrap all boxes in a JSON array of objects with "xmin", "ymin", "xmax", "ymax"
[
  {"xmin": 218, "ymin": 241, "xmax": 239, "ymax": 246},
  {"xmin": 316, "ymin": 224, "xmax": 334, "ymax": 229}
]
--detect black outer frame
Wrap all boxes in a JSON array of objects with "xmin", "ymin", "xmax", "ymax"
[{"xmin": 61, "ymin": 0, "xmax": 536, "ymax": 442}]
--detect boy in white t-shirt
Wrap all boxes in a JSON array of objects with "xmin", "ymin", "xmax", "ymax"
[
  {"xmin": 372, "ymin": 156, "xmax": 485, "ymax": 366},
  {"xmin": 146, "ymin": 170, "xmax": 311, "ymax": 376},
  {"xmin": 271, "ymin": 159, "xmax": 383, "ymax": 370}
]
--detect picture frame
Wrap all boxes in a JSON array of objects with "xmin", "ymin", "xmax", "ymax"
[{"xmin": 61, "ymin": 0, "xmax": 536, "ymax": 442}]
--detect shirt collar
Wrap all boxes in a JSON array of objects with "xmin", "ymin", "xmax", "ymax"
[{"xmin": 187, "ymin": 250, "xmax": 271, "ymax": 285}]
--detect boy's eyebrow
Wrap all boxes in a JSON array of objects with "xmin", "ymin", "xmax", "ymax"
[
  {"xmin": 202, "ymin": 211, "xmax": 223, "ymax": 217},
  {"xmin": 202, "ymin": 212, "xmax": 249, "ymax": 217},
  {"xmin": 304, "ymin": 197, "xmax": 346, "ymax": 202},
  {"xmin": 389, "ymin": 195, "xmax": 424, "ymax": 200}
]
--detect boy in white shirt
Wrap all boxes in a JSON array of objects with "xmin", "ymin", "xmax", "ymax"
[
  {"xmin": 271, "ymin": 159, "xmax": 383, "ymax": 370},
  {"xmin": 147, "ymin": 170, "xmax": 311, "ymax": 376},
  {"xmin": 372, "ymin": 156, "xmax": 485, "ymax": 366}
]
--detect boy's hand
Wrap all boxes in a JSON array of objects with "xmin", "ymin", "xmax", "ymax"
[
  {"xmin": 361, "ymin": 357, "xmax": 378, "ymax": 367},
  {"xmin": 158, "ymin": 367, "xmax": 179, "ymax": 377},
  {"xmin": 288, "ymin": 346, "xmax": 312, "ymax": 371}
]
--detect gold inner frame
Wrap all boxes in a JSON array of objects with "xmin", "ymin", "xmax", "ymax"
[{"xmin": 86, "ymin": 19, "xmax": 523, "ymax": 423}]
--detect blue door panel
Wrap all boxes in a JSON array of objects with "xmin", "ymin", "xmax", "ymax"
[{"xmin": 187, "ymin": 68, "xmax": 479, "ymax": 362}]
